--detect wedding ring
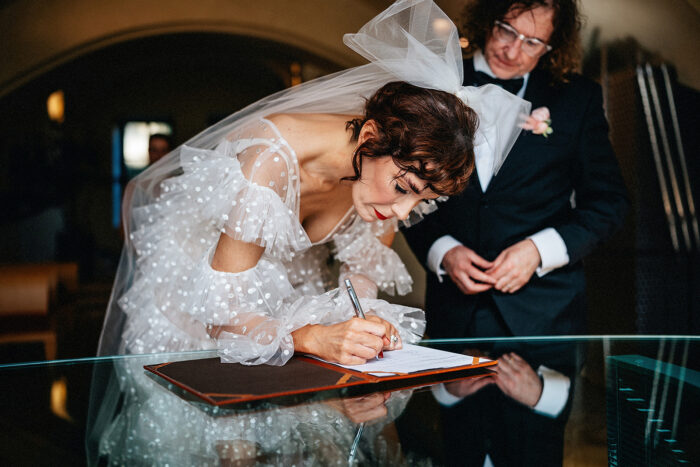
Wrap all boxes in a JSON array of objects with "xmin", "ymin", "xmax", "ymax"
[{"xmin": 390, "ymin": 334, "xmax": 399, "ymax": 344}]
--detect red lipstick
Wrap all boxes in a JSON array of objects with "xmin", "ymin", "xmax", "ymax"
[{"xmin": 374, "ymin": 208, "xmax": 388, "ymax": 220}]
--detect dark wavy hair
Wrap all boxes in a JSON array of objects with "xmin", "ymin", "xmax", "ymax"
[
  {"xmin": 461, "ymin": 0, "xmax": 583, "ymax": 83},
  {"xmin": 343, "ymin": 81, "xmax": 478, "ymax": 197}
]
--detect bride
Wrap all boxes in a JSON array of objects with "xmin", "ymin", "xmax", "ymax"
[{"xmin": 98, "ymin": 0, "xmax": 530, "ymax": 365}]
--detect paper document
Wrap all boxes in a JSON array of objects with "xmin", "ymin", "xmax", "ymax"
[{"xmin": 312, "ymin": 344, "xmax": 490, "ymax": 377}]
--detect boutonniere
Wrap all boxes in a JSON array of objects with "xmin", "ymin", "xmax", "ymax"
[{"xmin": 521, "ymin": 106, "xmax": 553, "ymax": 138}]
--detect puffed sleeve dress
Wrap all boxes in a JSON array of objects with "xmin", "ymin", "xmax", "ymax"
[{"xmin": 117, "ymin": 117, "xmax": 425, "ymax": 365}]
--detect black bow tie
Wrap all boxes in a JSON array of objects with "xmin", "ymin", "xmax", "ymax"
[{"xmin": 473, "ymin": 71, "xmax": 524, "ymax": 95}]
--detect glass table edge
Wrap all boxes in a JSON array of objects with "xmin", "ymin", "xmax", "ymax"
[{"xmin": 1, "ymin": 334, "xmax": 698, "ymax": 369}]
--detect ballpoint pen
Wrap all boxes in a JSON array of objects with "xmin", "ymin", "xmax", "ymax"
[{"xmin": 344, "ymin": 278, "xmax": 383, "ymax": 359}]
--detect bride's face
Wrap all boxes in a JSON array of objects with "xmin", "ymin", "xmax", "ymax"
[{"xmin": 352, "ymin": 156, "xmax": 439, "ymax": 222}]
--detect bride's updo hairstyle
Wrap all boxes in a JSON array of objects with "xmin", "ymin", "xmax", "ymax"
[{"xmin": 344, "ymin": 81, "xmax": 478, "ymax": 196}]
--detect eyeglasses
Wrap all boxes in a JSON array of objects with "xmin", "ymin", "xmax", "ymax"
[{"xmin": 493, "ymin": 20, "xmax": 552, "ymax": 57}]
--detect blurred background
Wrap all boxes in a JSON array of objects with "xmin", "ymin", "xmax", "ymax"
[{"xmin": 0, "ymin": 0, "xmax": 698, "ymax": 363}]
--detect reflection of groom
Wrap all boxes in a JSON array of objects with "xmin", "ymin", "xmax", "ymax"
[
  {"xmin": 404, "ymin": 0, "xmax": 628, "ymax": 342},
  {"xmin": 434, "ymin": 342, "xmax": 583, "ymax": 466}
]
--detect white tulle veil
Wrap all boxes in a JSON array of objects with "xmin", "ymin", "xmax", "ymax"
[{"xmin": 97, "ymin": 0, "xmax": 530, "ymax": 355}]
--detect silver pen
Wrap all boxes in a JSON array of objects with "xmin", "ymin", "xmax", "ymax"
[
  {"xmin": 344, "ymin": 278, "xmax": 382, "ymax": 359},
  {"xmin": 344, "ymin": 278, "xmax": 366, "ymax": 319}
]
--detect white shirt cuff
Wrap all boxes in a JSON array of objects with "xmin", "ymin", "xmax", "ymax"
[
  {"xmin": 528, "ymin": 228, "xmax": 569, "ymax": 277},
  {"xmin": 427, "ymin": 235, "xmax": 463, "ymax": 283},
  {"xmin": 431, "ymin": 383, "xmax": 464, "ymax": 406},
  {"xmin": 533, "ymin": 365, "xmax": 571, "ymax": 417},
  {"xmin": 430, "ymin": 366, "xmax": 571, "ymax": 417}
]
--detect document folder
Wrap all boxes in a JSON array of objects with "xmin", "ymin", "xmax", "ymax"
[{"xmin": 145, "ymin": 348, "xmax": 496, "ymax": 406}]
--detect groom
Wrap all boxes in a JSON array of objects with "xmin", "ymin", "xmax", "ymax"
[{"xmin": 403, "ymin": 0, "xmax": 628, "ymax": 339}]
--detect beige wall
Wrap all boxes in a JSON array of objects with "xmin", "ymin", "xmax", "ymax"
[
  {"xmin": 580, "ymin": 0, "xmax": 700, "ymax": 88},
  {"xmin": 0, "ymin": 0, "xmax": 384, "ymax": 98}
]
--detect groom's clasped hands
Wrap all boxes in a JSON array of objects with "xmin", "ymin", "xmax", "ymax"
[{"xmin": 442, "ymin": 240, "xmax": 541, "ymax": 295}]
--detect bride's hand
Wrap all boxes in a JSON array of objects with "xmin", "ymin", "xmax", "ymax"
[
  {"xmin": 365, "ymin": 314, "xmax": 402, "ymax": 351},
  {"xmin": 292, "ymin": 318, "xmax": 385, "ymax": 365},
  {"xmin": 325, "ymin": 392, "xmax": 391, "ymax": 424}
]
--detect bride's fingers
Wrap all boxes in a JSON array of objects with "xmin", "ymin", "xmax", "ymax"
[
  {"xmin": 363, "ymin": 315, "xmax": 402, "ymax": 350},
  {"xmin": 379, "ymin": 322, "xmax": 400, "ymax": 350},
  {"xmin": 386, "ymin": 324, "xmax": 401, "ymax": 350}
]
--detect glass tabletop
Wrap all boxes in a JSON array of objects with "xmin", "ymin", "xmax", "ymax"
[{"xmin": 0, "ymin": 336, "xmax": 697, "ymax": 466}]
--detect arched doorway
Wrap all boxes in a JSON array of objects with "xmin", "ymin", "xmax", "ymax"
[{"xmin": 0, "ymin": 32, "xmax": 342, "ymax": 278}]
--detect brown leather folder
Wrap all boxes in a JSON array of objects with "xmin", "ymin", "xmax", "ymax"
[{"xmin": 145, "ymin": 353, "xmax": 497, "ymax": 406}]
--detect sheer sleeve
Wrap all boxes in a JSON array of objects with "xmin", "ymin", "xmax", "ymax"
[
  {"xmin": 214, "ymin": 120, "xmax": 309, "ymax": 260},
  {"xmin": 333, "ymin": 216, "xmax": 413, "ymax": 296},
  {"xmin": 333, "ymin": 216, "xmax": 425, "ymax": 344}
]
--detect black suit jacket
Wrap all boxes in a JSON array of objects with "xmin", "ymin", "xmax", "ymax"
[
  {"xmin": 403, "ymin": 59, "xmax": 629, "ymax": 337},
  {"xmin": 438, "ymin": 345, "xmax": 581, "ymax": 467},
  {"xmin": 395, "ymin": 341, "xmax": 584, "ymax": 466}
]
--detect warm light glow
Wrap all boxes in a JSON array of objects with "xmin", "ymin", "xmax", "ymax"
[
  {"xmin": 50, "ymin": 377, "xmax": 72, "ymax": 422},
  {"xmin": 459, "ymin": 37, "xmax": 470, "ymax": 48},
  {"xmin": 47, "ymin": 90, "xmax": 65, "ymax": 123},
  {"xmin": 432, "ymin": 18, "xmax": 453, "ymax": 37},
  {"xmin": 290, "ymin": 61, "xmax": 302, "ymax": 87},
  {"xmin": 123, "ymin": 121, "xmax": 172, "ymax": 169}
]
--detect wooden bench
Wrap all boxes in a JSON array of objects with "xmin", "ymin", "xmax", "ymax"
[{"xmin": 0, "ymin": 263, "xmax": 78, "ymax": 360}]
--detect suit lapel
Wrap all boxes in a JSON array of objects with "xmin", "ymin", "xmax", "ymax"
[
  {"xmin": 485, "ymin": 67, "xmax": 551, "ymax": 192},
  {"xmin": 522, "ymin": 67, "xmax": 550, "ymax": 109},
  {"xmin": 463, "ymin": 57, "xmax": 477, "ymax": 86},
  {"xmin": 462, "ymin": 59, "xmax": 553, "ymax": 193},
  {"xmin": 462, "ymin": 58, "xmax": 486, "ymax": 195}
]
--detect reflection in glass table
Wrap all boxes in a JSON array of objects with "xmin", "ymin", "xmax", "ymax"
[{"xmin": 0, "ymin": 336, "xmax": 697, "ymax": 466}]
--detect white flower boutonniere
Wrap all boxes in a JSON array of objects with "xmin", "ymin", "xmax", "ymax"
[{"xmin": 521, "ymin": 106, "xmax": 553, "ymax": 138}]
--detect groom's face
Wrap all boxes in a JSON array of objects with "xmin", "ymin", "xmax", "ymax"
[{"xmin": 484, "ymin": 6, "xmax": 554, "ymax": 80}]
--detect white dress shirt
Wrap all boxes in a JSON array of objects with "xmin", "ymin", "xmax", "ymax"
[{"xmin": 426, "ymin": 50, "xmax": 570, "ymax": 282}]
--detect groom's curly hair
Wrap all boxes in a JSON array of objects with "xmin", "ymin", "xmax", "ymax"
[
  {"xmin": 344, "ymin": 81, "xmax": 478, "ymax": 197},
  {"xmin": 461, "ymin": 0, "xmax": 583, "ymax": 83}
]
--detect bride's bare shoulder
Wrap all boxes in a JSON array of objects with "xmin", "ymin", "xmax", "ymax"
[
  {"xmin": 265, "ymin": 113, "xmax": 355, "ymax": 150},
  {"xmin": 265, "ymin": 113, "xmax": 349, "ymax": 131}
]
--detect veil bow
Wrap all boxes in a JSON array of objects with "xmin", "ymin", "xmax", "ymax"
[{"xmin": 343, "ymin": 0, "xmax": 530, "ymax": 176}]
